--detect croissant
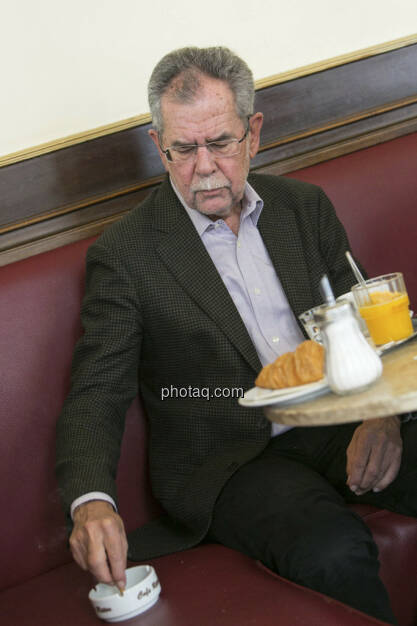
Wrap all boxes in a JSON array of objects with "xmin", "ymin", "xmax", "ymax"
[{"xmin": 255, "ymin": 340, "xmax": 324, "ymax": 389}]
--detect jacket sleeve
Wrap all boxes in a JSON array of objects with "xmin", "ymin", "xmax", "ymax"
[{"xmin": 56, "ymin": 240, "xmax": 142, "ymax": 517}]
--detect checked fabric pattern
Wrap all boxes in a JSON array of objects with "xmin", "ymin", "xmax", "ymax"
[{"xmin": 56, "ymin": 173, "xmax": 359, "ymax": 560}]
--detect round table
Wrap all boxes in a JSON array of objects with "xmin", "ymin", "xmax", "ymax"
[{"xmin": 265, "ymin": 336, "xmax": 417, "ymax": 426}]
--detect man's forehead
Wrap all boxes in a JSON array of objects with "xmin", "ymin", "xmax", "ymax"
[{"xmin": 160, "ymin": 78, "xmax": 240, "ymax": 140}]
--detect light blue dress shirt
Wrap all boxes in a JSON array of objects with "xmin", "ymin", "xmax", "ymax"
[{"xmin": 173, "ymin": 179, "xmax": 305, "ymax": 437}]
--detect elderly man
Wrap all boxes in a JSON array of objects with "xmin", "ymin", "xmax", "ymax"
[{"xmin": 57, "ymin": 46, "xmax": 417, "ymax": 625}]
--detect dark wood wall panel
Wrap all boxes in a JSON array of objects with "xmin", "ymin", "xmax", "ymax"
[
  {"xmin": 1, "ymin": 42, "xmax": 416, "ymax": 265},
  {"xmin": 256, "ymin": 44, "xmax": 417, "ymax": 147},
  {"xmin": 0, "ymin": 189, "xmax": 149, "ymax": 252},
  {"xmin": 252, "ymin": 104, "xmax": 417, "ymax": 170},
  {"xmin": 0, "ymin": 125, "xmax": 161, "ymax": 229}
]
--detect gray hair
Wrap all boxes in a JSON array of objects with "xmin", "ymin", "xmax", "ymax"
[{"xmin": 148, "ymin": 46, "xmax": 255, "ymax": 134}]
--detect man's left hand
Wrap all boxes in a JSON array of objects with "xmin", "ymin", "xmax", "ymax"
[{"xmin": 346, "ymin": 416, "xmax": 402, "ymax": 495}]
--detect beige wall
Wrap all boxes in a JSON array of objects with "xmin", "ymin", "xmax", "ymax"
[{"xmin": 2, "ymin": 0, "xmax": 417, "ymax": 157}]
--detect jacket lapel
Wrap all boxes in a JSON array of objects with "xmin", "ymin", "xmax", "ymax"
[
  {"xmin": 154, "ymin": 179, "xmax": 262, "ymax": 374},
  {"xmin": 254, "ymin": 176, "xmax": 315, "ymax": 319}
]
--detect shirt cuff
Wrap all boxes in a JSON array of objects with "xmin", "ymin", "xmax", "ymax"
[{"xmin": 70, "ymin": 492, "xmax": 117, "ymax": 520}]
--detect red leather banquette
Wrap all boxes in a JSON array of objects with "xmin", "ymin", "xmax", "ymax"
[{"xmin": 1, "ymin": 133, "xmax": 416, "ymax": 625}]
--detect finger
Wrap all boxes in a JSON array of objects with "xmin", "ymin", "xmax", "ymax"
[
  {"xmin": 71, "ymin": 544, "xmax": 88, "ymax": 570},
  {"xmin": 346, "ymin": 439, "xmax": 371, "ymax": 491},
  {"xmin": 69, "ymin": 530, "xmax": 89, "ymax": 570},
  {"xmin": 355, "ymin": 439, "xmax": 387, "ymax": 494},
  {"xmin": 86, "ymin": 533, "xmax": 115, "ymax": 585},
  {"xmin": 104, "ymin": 529, "xmax": 128, "ymax": 589},
  {"xmin": 372, "ymin": 449, "xmax": 402, "ymax": 492},
  {"xmin": 70, "ymin": 541, "xmax": 88, "ymax": 571}
]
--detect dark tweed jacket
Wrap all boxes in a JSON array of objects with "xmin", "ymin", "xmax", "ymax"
[{"xmin": 56, "ymin": 173, "xmax": 358, "ymax": 560}]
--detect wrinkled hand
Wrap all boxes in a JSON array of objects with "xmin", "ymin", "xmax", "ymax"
[
  {"xmin": 70, "ymin": 500, "xmax": 128, "ymax": 591},
  {"xmin": 346, "ymin": 416, "xmax": 402, "ymax": 495}
]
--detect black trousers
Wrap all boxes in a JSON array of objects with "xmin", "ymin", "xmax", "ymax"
[{"xmin": 207, "ymin": 421, "xmax": 417, "ymax": 625}]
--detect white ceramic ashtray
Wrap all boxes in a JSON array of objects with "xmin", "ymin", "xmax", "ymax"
[{"xmin": 88, "ymin": 565, "xmax": 161, "ymax": 622}]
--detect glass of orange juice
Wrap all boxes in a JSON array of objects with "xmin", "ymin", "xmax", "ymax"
[{"xmin": 351, "ymin": 272, "xmax": 413, "ymax": 345}]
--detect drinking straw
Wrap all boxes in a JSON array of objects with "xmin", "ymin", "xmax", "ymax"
[
  {"xmin": 345, "ymin": 251, "xmax": 367, "ymax": 286},
  {"xmin": 345, "ymin": 250, "xmax": 371, "ymax": 304}
]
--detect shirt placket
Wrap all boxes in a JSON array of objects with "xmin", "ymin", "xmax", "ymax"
[{"xmin": 237, "ymin": 215, "xmax": 283, "ymax": 364}]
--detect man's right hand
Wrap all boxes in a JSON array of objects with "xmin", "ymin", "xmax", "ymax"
[{"xmin": 70, "ymin": 500, "xmax": 128, "ymax": 591}]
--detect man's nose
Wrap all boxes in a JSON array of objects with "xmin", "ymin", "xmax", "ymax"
[{"xmin": 194, "ymin": 146, "xmax": 217, "ymax": 175}]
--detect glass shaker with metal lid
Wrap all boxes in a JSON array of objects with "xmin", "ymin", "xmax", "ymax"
[{"xmin": 314, "ymin": 277, "xmax": 383, "ymax": 395}]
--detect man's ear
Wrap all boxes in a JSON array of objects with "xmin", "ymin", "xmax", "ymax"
[
  {"xmin": 148, "ymin": 129, "xmax": 169, "ymax": 172},
  {"xmin": 248, "ymin": 112, "xmax": 264, "ymax": 159}
]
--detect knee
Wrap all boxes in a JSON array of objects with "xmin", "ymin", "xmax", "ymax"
[{"xmin": 271, "ymin": 515, "xmax": 378, "ymax": 587}]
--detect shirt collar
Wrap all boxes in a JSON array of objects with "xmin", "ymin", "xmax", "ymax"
[{"xmin": 170, "ymin": 177, "xmax": 264, "ymax": 237}]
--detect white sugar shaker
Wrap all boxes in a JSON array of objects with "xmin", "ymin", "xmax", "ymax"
[{"xmin": 314, "ymin": 301, "xmax": 382, "ymax": 395}]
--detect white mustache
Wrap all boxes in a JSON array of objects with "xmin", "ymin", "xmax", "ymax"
[{"xmin": 191, "ymin": 177, "xmax": 231, "ymax": 192}]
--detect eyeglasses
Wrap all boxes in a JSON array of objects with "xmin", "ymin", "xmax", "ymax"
[{"xmin": 160, "ymin": 119, "xmax": 250, "ymax": 163}]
